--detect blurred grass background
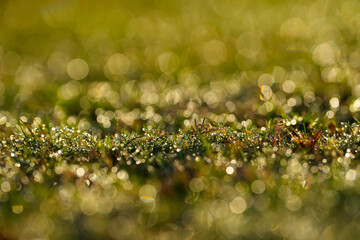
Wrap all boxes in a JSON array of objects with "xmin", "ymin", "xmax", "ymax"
[{"xmin": 1, "ymin": 0, "xmax": 360, "ymax": 131}]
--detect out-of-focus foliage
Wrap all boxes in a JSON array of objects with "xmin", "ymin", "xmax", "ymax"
[
  {"xmin": 2, "ymin": 0, "xmax": 360, "ymax": 239},
  {"xmin": 1, "ymin": 0, "xmax": 360, "ymax": 132},
  {"xmin": 0, "ymin": 118, "xmax": 360, "ymax": 239}
]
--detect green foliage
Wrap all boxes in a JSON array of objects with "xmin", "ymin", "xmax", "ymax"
[
  {"xmin": 1, "ymin": 0, "xmax": 360, "ymax": 239},
  {"xmin": 0, "ymin": 118, "xmax": 360, "ymax": 239},
  {"xmin": 1, "ymin": 0, "xmax": 360, "ymax": 132}
]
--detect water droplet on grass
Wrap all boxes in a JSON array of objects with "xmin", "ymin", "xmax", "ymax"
[
  {"xmin": 12, "ymin": 205, "xmax": 23, "ymax": 214},
  {"xmin": 1, "ymin": 181, "xmax": 11, "ymax": 192},
  {"xmin": 226, "ymin": 166, "xmax": 234, "ymax": 175}
]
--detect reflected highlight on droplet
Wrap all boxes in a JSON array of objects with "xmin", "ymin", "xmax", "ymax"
[
  {"xmin": 258, "ymin": 73, "xmax": 275, "ymax": 100},
  {"xmin": 12, "ymin": 205, "xmax": 23, "ymax": 214},
  {"xmin": 140, "ymin": 195, "xmax": 155, "ymax": 203},
  {"xmin": 229, "ymin": 197, "xmax": 247, "ymax": 214},
  {"xmin": 106, "ymin": 53, "xmax": 130, "ymax": 76},
  {"xmin": 312, "ymin": 41, "xmax": 341, "ymax": 66},
  {"xmin": 251, "ymin": 180, "xmax": 266, "ymax": 194},
  {"xmin": 260, "ymin": 85, "xmax": 273, "ymax": 100},
  {"xmin": 285, "ymin": 195, "xmax": 302, "ymax": 211},
  {"xmin": 139, "ymin": 184, "xmax": 157, "ymax": 202},
  {"xmin": 67, "ymin": 58, "xmax": 89, "ymax": 80}
]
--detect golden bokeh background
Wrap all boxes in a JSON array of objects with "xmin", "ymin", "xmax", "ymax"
[{"xmin": 0, "ymin": 0, "xmax": 359, "ymax": 131}]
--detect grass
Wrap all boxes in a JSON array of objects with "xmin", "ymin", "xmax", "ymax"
[
  {"xmin": 2, "ymin": 0, "xmax": 360, "ymax": 239},
  {"xmin": 0, "ymin": 116, "xmax": 360, "ymax": 239}
]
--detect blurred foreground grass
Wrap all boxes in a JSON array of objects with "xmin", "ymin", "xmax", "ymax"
[
  {"xmin": 1, "ymin": 0, "xmax": 360, "ymax": 239},
  {"xmin": 1, "ymin": 117, "xmax": 360, "ymax": 240}
]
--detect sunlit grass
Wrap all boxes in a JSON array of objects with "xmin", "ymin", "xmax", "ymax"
[
  {"xmin": 0, "ymin": 117, "xmax": 359, "ymax": 239},
  {"xmin": 1, "ymin": 0, "xmax": 360, "ymax": 239}
]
